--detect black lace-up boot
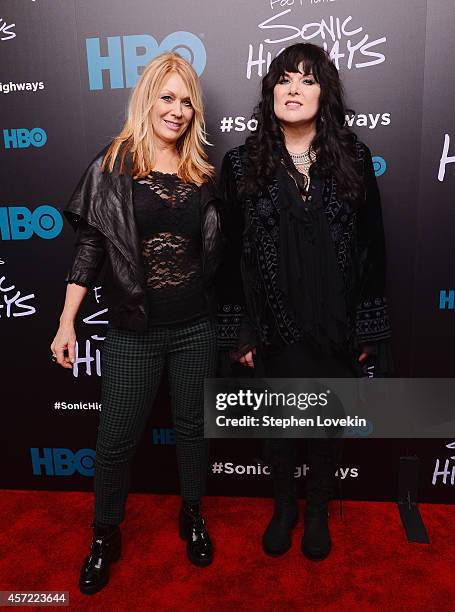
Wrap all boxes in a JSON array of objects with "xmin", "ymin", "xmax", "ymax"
[
  {"xmin": 302, "ymin": 440, "xmax": 337, "ymax": 561},
  {"xmin": 79, "ymin": 522, "xmax": 121, "ymax": 595},
  {"xmin": 179, "ymin": 502, "xmax": 213, "ymax": 567},
  {"xmin": 262, "ymin": 440, "xmax": 299, "ymax": 556}
]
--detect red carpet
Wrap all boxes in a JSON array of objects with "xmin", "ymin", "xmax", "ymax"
[{"xmin": 0, "ymin": 491, "xmax": 454, "ymax": 611}]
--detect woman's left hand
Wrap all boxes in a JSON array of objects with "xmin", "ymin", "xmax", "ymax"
[{"xmin": 358, "ymin": 344, "xmax": 376, "ymax": 364}]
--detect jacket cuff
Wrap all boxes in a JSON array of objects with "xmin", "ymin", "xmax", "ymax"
[
  {"xmin": 216, "ymin": 303, "xmax": 242, "ymax": 350},
  {"xmin": 65, "ymin": 278, "xmax": 91, "ymax": 289},
  {"xmin": 64, "ymin": 267, "xmax": 96, "ymax": 289},
  {"xmin": 355, "ymin": 296, "xmax": 391, "ymax": 343},
  {"xmin": 216, "ymin": 305, "xmax": 257, "ymax": 356}
]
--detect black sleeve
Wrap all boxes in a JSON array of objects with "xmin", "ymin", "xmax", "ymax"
[
  {"xmin": 355, "ymin": 145, "xmax": 391, "ymax": 344},
  {"xmin": 355, "ymin": 145, "xmax": 393, "ymax": 376},
  {"xmin": 65, "ymin": 219, "xmax": 106, "ymax": 289},
  {"xmin": 216, "ymin": 152, "xmax": 257, "ymax": 358}
]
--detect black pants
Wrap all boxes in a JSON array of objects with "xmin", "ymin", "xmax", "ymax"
[
  {"xmin": 94, "ymin": 317, "xmax": 217, "ymax": 525},
  {"xmin": 261, "ymin": 341, "xmax": 355, "ymax": 502}
]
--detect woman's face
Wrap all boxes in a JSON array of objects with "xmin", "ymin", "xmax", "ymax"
[
  {"xmin": 150, "ymin": 72, "xmax": 194, "ymax": 146},
  {"xmin": 273, "ymin": 64, "xmax": 321, "ymax": 130}
]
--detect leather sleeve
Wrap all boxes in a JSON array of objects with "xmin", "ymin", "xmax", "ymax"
[
  {"xmin": 64, "ymin": 146, "xmax": 111, "ymax": 229},
  {"xmin": 65, "ymin": 219, "xmax": 106, "ymax": 288}
]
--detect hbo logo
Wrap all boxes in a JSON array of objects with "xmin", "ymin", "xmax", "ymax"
[
  {"xmin": 31, "ymin": 448, "xmax": 96, "ymax": 476},
  {"xmin": 0, "ymin": 205, "xmax": 63, "ymax": 240},
  {"xmin": 3, "ymin": 128, "xmax": 47, "ymax": 149},
  {"xmin": 86, "ymin": 32, "xmax": 206, "ymax": 90},
  {"xmin": 372, "ymin": 155, "xmax": 387, "ymax": 177},
  {"xmin": 152, "ymin": 428, "xmax": 176, "ymax": 445}
]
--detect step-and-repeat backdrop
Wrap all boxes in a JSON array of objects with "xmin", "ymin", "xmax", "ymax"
[{"xmin": 1, "ymin": 0, "xmax": 454, "ymax": 502}]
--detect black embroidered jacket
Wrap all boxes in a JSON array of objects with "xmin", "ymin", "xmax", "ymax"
[{"xmin": 216, "ymin": 141, "xmax": 391, "ymax": 358}]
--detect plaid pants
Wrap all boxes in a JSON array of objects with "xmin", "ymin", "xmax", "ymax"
[{"xmin": 94, "ymin": 317, "xmax": 217, "ymax": 525}]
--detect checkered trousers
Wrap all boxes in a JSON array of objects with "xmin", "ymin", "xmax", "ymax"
[{"xmin": 94, "ymin": 317, "xmax": 217, "ymax": 525}]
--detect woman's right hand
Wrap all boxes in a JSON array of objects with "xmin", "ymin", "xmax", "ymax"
[
  {"xmin": 50, "ymin": 323, "xmax": 77, "ymax": 369},
  {"xmin": 239, "ymin": 347, "xmax": 256, "ymax": 368}
]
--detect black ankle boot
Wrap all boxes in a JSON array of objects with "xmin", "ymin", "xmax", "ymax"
[
  {"xmin": 179, "ymin": 502, "xmax": 213, "ymax": 567},
  {"xmin": 79, "ymin": 522, "xmax": 121, "ymax": 595},
  {"xmin": 302, "ymin": 505, "xmax": 331, "ymax": 561},
  {"xmin": 301, "ymin": 440, "xmax": 336, "ymax": 561},
  {"xmin": 262, "ymin": 500, "xmax": 299, "ymax": 556}
]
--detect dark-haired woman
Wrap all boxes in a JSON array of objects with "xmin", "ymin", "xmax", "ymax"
[{"xmin": 219, "ymin": 43, "xmax": 391, "ymax": 561}]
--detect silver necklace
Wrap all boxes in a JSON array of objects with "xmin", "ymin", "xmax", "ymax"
[
  {"xmin": 287, "ymin": 148, "xmax": 315, "ymax": 182},
  {"xmin": 288, "ymin": 148, "xmax": 312, "ymax": 166}
]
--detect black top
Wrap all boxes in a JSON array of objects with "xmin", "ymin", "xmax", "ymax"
[
  {"xmin": 217, "ymin": 143, "xmax": 391, "ymax": 375},
  {"xmin": 133, "ymin": 171, "xmax": 208, "ymax": 325},
  {"xmin": 276, "ymin": 162, "xmax": 348, "ymax": 356}
]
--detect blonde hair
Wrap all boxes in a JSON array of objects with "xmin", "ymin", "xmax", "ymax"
[{"xmin": 102, "ymin": 52, "xmax": 214, "ymax": 184}]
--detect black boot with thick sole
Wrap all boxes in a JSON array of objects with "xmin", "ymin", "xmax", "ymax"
[
  {"xmin": 262, "ymin": 501, "xmax": 299, "ymax": 556},
  {"xmin": 79, "ymin": 522, "xmax": 121, "ymax": 595},
  {"xmin": 179, "ymin": 502, "xmax": 213, "ymax": 567},
  {"xmin": 302, "ymin": 506, "xmax": 331, "ymax": 561}
]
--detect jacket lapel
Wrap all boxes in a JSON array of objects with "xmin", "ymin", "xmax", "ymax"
[
  {"xmin": 113, "ymin": 156, "xmax": 144, "ymax": 279},
  {"xmin": 268, "ymin": 178, "xmax": 281, "ymax": 212}
]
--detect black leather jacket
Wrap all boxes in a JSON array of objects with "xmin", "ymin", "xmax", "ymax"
[{"xmin": 64, "ymin": 147, "xmax": 223, "ymax": 331}]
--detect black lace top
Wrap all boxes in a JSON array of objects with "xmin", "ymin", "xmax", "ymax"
[{"xmin": 133, "ymin": 171, "xmax": 208, "ymax": 325}]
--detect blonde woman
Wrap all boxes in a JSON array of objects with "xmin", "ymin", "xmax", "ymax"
[{"xmin": 51, "ymin": 53, "xmax": 221, "ymax": 593}]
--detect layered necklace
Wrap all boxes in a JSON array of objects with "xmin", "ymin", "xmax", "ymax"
[
  {"xmin": 285, "ymin": 147, "xmax": 317, "ymax": 201},
  {"xmin": 288, "ymin": 147, "xmax": 315, "ymax": 176}
]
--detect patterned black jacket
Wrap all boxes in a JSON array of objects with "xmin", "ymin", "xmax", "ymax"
[{"xmin": 216, "ymin": 141, "xmax": 391, "ymax": 361}]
